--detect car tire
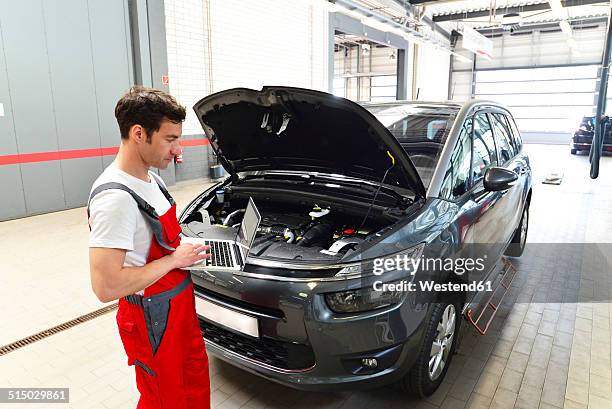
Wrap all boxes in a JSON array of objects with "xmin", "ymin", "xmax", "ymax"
[
  {"xmin": 400, "ymin": 300, "xmax": 460, "ymax": 397},
  {"xmin": 571, "ymin": 149, "xmax": 577, "ymax": 155},
  {"xmin": 505, "ymin": 204, "xmax": 529, "ymax": 257}
]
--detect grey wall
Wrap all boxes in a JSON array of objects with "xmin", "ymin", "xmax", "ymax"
[
  {"xmin": 0, "ymin": 0, "xmax": 211, "ymax": 221},
  {"xmin": 0, "ymin": 0, "xmax": 133, "ymax": 221},
  {"xmin": 0, "ymin": 7, "xmax": 26, "ymax": 221}
]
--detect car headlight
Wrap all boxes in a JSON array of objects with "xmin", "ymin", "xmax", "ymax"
[
  {"xmin": 334, "ymin": 243, "xmax": 425, "ymax": 278},
  {"xmin": 325, "ymin": 244, "xmax": 425, "ymax": 313},
  {"xmin": 324, "ymin": 281, "xmax": 406, "ymax": 313}
]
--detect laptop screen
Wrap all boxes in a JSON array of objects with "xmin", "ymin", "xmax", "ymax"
[{"xmin": 235, "ymin": 197, "xmax": 261, "ymax": 249}]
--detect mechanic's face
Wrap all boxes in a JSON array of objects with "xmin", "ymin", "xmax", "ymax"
[{"xmin": 140, "ymin": 119, "xmax": 183, "ymax": 169}]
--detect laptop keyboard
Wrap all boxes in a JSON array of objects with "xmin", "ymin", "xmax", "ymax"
[{"xmin": 203, "ymin": 241, "xmax": 235, "ymax": 268}]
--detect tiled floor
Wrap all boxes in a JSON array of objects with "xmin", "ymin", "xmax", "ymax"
[{"xmin": 1, "ymin": 145, "xmax": 612, "ymax": 409}]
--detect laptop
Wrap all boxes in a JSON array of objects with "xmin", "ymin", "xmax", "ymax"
[{"xmin": 182, "ymin": 197, "xmax": 261, "ymax": 271}]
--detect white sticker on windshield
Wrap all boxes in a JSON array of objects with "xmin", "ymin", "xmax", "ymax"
[{"xmin": 0, "ymin": 103, "xmax": 4, "ymax": 117}]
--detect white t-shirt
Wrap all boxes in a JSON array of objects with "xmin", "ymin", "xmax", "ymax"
[{"xmin": 88, "ymin": 163, "xmax": 172, "ymax": 267}]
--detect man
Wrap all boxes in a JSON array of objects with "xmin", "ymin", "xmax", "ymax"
[{"xmin": 88, "ymin": 86, "xmax": 211, "ymax": 409}]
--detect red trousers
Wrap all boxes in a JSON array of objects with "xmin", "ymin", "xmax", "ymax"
[{"xmin": 116, "ymin": 281, "xmax": 210, "ymax": 409}]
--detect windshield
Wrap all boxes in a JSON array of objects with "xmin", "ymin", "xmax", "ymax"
[
  {"xmin": 366, "ymin": 104, "xmax": 458, "ymax": 187},
  {"xmin": 580, "ymin": 116, "xmax": 595, "ymax": 131}
]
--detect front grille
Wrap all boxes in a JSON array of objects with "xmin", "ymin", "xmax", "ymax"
[
  {"xmin": 574, "ymin": 135, "xmax": 593, "ymax": 144},
  {"xmin": 200, "ymin": 320, "xmax": 315, "ymax": 370}
]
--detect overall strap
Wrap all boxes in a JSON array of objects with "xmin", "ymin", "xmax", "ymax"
[
  {"xmin": 87, "ymin": 182, "xmax": 175, "ymax": 252},
  {"xmin": 149, "ymin": 172, "xmax": 175, "ymax": 206},
  {"xmin": 124, "ymin": 275, "xmax": 192, "ymax": 307}
]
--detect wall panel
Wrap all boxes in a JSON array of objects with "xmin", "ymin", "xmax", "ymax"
[
  {"xmin": 0, "ymin": 166, "xmax": 26, "ymax": 221},
  {"xmin": 1, "ymin": 1, "xmax": 58, "ymax": 154},
  {"xmin": 61, "ymin": 157, "xmax": 104, "ymax": 209},
  {"xmin": 21, "ymin": 162, "xmax": 65, "ymax": 216}
]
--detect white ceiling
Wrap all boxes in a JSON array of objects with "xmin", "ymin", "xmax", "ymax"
[
  {"xmin": 346, "ymin": 0, "xmax": 610, "ymax": 34},
  {"xmin": 420, "ymin": 0, "xmax": 610, "ymax": 31}
]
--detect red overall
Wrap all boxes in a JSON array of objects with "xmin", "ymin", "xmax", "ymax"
[{"xmin": 90, "ymin": 182, "xmax": 210, "ymax": 409}]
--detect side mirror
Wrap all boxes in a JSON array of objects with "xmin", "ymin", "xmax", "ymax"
[{"xmin": 483, "ymin": 167, "xmax": 518, "ymax": 192}]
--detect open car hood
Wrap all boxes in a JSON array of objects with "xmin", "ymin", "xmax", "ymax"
[{"xmin": 193, "ymin": 86, "xmax": 426, "ymax": 197}]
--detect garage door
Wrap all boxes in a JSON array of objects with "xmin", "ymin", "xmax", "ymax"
[
  {"xmin": 450, "ymin": 23, "xmax": 606, "ymax": 142},
  {"xmin": 474, "ymin": 64, "xmax": 599, "ymax": 134}
]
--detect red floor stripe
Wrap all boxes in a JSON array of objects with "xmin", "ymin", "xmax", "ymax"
[{"xmin": 0, "ymin": 138, "xmax": 208, "ymax": 166}]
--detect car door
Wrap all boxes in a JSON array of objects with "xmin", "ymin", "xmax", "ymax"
[
  {"xmin": 469, "ymin": 111, "xmax": 508, "ymax": 273},
  {"xmin": 439, "ymin": 116, "xmax": 476, "ymax": 246},
  {"xmin": 439, "ymin": 116, "xmax": 483, "ymax": 299},
  {"xmin": 439, "ymin": 112, "xmax": 501, "ymax": 295},
  {"xmin": 489, "ymin": 111, "xmax": 524, "ymax": 244}
]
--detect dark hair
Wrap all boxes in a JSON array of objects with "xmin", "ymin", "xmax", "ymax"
[{"xmin": 115, "ymin": 86, "xmax": 186, "ymax": 140}]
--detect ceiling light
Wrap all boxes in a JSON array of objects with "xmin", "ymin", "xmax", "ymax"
[
  {"xmin": 449, "ymin": 50, "xmax": 472, "ymax": 63},
  {"xmin": 548, "ymin": 0, "xmax": 563, "ymax": 13},
  {"xmin": 361, "ymin": 17, "xmax": 394, "ymax": 33},
  {"xmin": 559, "ymin": 20, "xmax": 573, "ymax": 36},
  {"xmin": 501, "ymin": 13, "xmax": 522, "ymax": 32},
  {"xmin": 548, "ymin": 0, "xmax": 568, "ymax": 19}
]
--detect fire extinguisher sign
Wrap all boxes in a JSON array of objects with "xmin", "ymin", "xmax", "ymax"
[{"xmin": 162, "ymin": 75, "xmax": 169, "ymax": 85}]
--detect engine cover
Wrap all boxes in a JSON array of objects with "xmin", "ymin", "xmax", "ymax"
[{"xmin": 260, "ymin": 212, "xmax": 310, "ymax": 230}]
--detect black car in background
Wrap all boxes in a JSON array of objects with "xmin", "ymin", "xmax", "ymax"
[
  {"xmin": 179, "ymin": 87, "xmax": 532, "ymax": 397},
  {"xmin": 571, "ymin": 115, "xmax": 612, "ymax": 154}
]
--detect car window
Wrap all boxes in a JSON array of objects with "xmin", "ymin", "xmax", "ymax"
[
  {"xmin": 490, "ymin": 113, "xmax": 515, "ymax": 163},
  {"xmin": 440, "ymin": 117, "xmax": 473, "ymax": 200},
  {"xmin": 581, "ymin": 116, "xmax": 595, "ymax": 131},
  {"xmin": 496, "ymin": 113, "xmax": 521, "ymax": 155},
  {"xmin": 506, "ymin": 115, "xmax": 523, "ymax": 151},
  {"xmin": 472, "ymin": 113, "xmax": 497, "ymax": 184}
]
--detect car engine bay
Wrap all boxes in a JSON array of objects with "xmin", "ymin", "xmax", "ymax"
[{"xmin": 181, "ymin": 181, "xmax": 414, "ymax": 262}]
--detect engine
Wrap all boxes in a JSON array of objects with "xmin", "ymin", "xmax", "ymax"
[
  {"xmin": 180, "ymin": 182, "xmax": 407, "ymax": 261},
  {"xmin": 184, "ymin": 198, "xmax": 373, "ymax": 258},
  {"xmin": 252, "ymin": 205, "xmax": 368, "ymax": 256}
]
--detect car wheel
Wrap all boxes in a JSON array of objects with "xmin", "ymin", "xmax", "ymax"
[
  {"xmin": 505, "ymin": 204, "xmax": 529, "ymax": 257},
  {"xmin": 400, "ymin": 301, "xmax": 460, "ymax": 397},
  {"xmin": 571, "ymin": 149, "xmax": 577, "ymax": 155}
]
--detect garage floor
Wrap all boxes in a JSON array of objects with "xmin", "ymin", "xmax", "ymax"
[{"xmin": 1, "ymin": 144, "xmax": 611, "ymax": 409}]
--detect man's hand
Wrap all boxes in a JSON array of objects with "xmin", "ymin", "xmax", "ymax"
[
  {"xmin": 170, "ymin": 243, "xmax": 211, "ymax": 269},
  {"xmin": 89, "ymin": 243, "xmax": 210, "ymax": 303}
]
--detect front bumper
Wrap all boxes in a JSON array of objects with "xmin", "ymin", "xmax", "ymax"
[
  {"xmin": 571, "ymin": 141, "xmax": 612, "ymax": 152},
  {"xmin": 190, "ymin": 269, "xmax": 428, "ymax": 391}
]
